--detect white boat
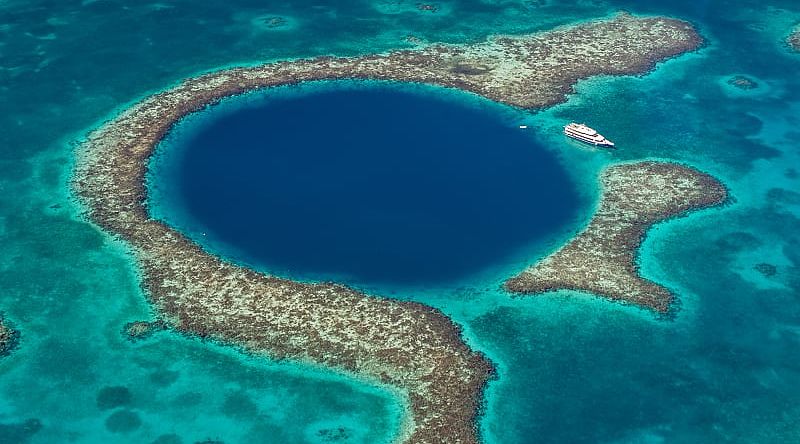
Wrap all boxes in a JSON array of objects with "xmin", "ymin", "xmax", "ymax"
[{"xmin": 563, "ymin": 123, "xmax": 615, "ymax": 148}]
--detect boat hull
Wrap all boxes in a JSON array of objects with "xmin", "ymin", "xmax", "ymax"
[{"xmin": 564, "ymin": 133, "xmax": 615, "ymax": 148}]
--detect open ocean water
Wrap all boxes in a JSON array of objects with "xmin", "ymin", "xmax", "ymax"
[{"xmin": 1, "ymin": 1, "xmax": 799, "ymax": 443}]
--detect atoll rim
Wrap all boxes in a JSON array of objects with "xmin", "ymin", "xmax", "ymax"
[{"xmin": 72, "ymin": 13, "xmax": 702, "ymax": 442}]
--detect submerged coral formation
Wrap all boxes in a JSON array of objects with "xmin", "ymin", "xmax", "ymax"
[
  {"xmin": 789, "ymin": 26, "xmax": 800, "ymax": 51},
  {"xmin": 73, "ymin": 14, "xmax": 702, "ymax": 443},
  {"xmin": 123, "ymin": 320, "xmax": 169, "ymax": 342},
  {"xmin": 0, "ymin": 317, "xmax": 18, "ymax": 357},
  {"xmin": 727, "ymin": 75, "xmax": 758, "ymax": 90},
  {"xmin": 506, "ymin": 162, "xmax": 728, "ymax": 313}
]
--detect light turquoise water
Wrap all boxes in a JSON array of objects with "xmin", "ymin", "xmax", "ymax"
[{"xmin": 2, "ymin": 1, "xmax": 800, "ymax": 443}]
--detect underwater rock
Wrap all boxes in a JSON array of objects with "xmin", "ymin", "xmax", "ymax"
[
  {"xmin": 404, "ymin": 34, "xmax": 424, "ymax": 45},
  {"xmin": 789, "ymin": 26, "xmax": 800, "ymax": 51},
  {"xmin": 317, "ymin": 427, "xmax": 351, "ymax": 441},
  {"xmin": 104, "ymin": 409, "xmax": 142, "ymax": 433},
  {"xmin": 96, "ymin": 385, "xmax": 132, "ymax": 410},
  {"xmin": 0, "ymin": 316, "xmax": 18, "ymax": 357},
  {"xmin": 754, "ymin": 263, "xmax": 777, "ymax": 277},
  {"xmin": 220, "ymin": 391, "xmax": 258, "ymax": 419},
  {"xmin": 506, "ymin": 162, "xmax": 728, "ymax": 313},
  {"xmin": 727, "ymin": 75, "xmax": 758, "ymax": 90},
  {"xmin": 123, "ymin": 319, "xmax": 168, "ymax": 341},
  {"xmin": 263, "ymin": 16, "xmax": 287, "ymax": 29},
  {"xmin": 73, "ymin": 13, "xmax": 702, "ymax": 444}
]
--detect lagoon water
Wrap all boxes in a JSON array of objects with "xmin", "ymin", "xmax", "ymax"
[
  {"xmin": 149, "ymin": 83, "xmax": 582, "ymax": 287},
  {"xmin": 2, "ymin": 1, "xmax": 800, "ymax": 443}
]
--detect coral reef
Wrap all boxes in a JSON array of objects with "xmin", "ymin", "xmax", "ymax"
[
  {"xmin": 506, "ymin": 162, "xmax": 728, "ymax": 313},
  {"xmin": 789, "ymin": 26, "xmax": 800, "ymax": 51},
  {"xmin": 0, "ymin": 317, "xmax": 18, "ymax": 357},
  {"xmin": 123, "ymin": 319, "xmax": 168, "ymax": 341},
  {"xmin": 727, "ymin": 75, "xmax": 758, "ymax": 90},
  {"xmin": 754, "ymin": 263, "xmax": 777, "ymax": 277},
  {"xmin": 73, "ymin": 14, "xmax": 702, "ymax": 443}
]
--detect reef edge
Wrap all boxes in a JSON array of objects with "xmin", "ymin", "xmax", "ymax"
[
  {"xmin": 505, "ymin": 161, "xmax": 728, "ymax": 314},
  {"xmin": 73, "ymin": 13, "xmax": 703, "ymax": 443}
]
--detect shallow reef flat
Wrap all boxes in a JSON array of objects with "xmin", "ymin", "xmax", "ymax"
[
  {"xmin": 0, "ymin": 317, "xmax": 18, "ymax": 357},
  {"xmin": 506, "ymin": 162, "xmax": 728, "ymax": 313},
  {"xmin": 73, "ymin": 13, "xmax": 702, "ymax": 443}
]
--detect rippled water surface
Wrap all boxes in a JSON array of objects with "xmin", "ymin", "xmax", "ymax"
[{"xmin": 1, "ymin": 1, "xmax": 799, "ymax": 443}]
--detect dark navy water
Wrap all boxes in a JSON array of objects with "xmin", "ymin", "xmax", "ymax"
[{"xmin": 152, "ymin": 83, "xmax": 582, "ymax": 286}]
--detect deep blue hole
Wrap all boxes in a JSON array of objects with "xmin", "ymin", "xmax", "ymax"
[{"xmin": 150, "ymin": 83, "xmax": 582, "ymax": 286}]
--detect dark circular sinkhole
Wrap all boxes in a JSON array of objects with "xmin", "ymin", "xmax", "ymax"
[{"xmin": 149, "ymin": 82, "xmax": 582, "ymax": 286}]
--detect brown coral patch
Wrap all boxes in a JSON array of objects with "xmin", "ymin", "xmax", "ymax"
[
  {"xmin": 0, "ymin": 317, "xmax": 18, "ymax": 357},
  {"xmin": 506, "ymin": 162, "xmax": 728, "ymax": 313}
]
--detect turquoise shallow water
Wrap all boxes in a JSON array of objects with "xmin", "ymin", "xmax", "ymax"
[{"xmin": 2, "ymin": 1, "xmax": 800, "ymax": 443}]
